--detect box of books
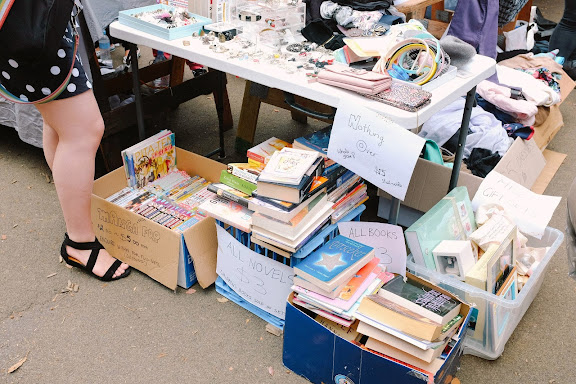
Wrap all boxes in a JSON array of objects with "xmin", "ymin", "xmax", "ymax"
[
  {"xmin": 91, "ymin": 148, "xmax": 227, "ymax": 290},
  {"xmin": 283, "ymin": 273, "xmax": 473, "ymax": 384}
]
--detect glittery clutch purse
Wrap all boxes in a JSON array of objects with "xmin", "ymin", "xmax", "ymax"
[
  {"xmin": 317, "ymin": 65, "xmax": 392, "ymax": 95},
  {"xmin": 365, "ymin": 83, "xmax": 432, "ymax": 112}
]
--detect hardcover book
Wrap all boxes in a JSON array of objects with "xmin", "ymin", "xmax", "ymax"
[
  {"xmin": 378, "ymin": 275, "xmax": 461, "ymax": 325},
  {"xmin": 259, "ymin": 147, "xmax": 320, "ymax": 184},
  {"xmin": 251, "ymin": 200, "xmax": 333, "ymax": 242},
  {"xmin": 358, "ymin": 321, "xmax": 450, "ymax": 363},
  {"xmin": 246, "ymin": 137, "xmax": 291, "ymax": 164},
  {"xmin": 226, "ymin": 162, "xmax": 261, "ymax": 184},
  {"xmin": 251, "ymin": 193, "xmax": 329, "ymax": 237},
  {"xmin": 293, "ymin": 235, "xmax": 375, "ymax": 292},
  {"xmin": 404, "ymin": 186, "xmax": 475, "ymax": 270},
  {"xmin": 292, "ymin": 125, "xmax": 337, "ymax": 168},
  {"xmin": 248, "ymin": 188, "xmax": 325, "ymax": 222},
  {"xmin": 356, "ymin": 294, "xmax": 443, "ymax": 342}
]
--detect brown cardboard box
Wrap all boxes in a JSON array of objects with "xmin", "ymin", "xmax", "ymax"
[
  {"xmin": 91, "ymin": 148, "xmax": 226, "ymax": 290},
  {"xmin": 377, "ymin": 137, "xmax": 565, "ymax": 219}
]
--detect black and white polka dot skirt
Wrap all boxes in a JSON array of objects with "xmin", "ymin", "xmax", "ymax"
[{"xmin": 0, "ymin": 23, "xmax": 92, "ymax": 103}]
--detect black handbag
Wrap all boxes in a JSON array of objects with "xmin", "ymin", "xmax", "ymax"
[{"xmin": 0, "ymin": 0, "xmax": 76, "ymax": 65}]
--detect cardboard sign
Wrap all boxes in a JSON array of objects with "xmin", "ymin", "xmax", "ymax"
[
  {"xmin": 327, "ymin": 100, "xmax": 425, "ymax": 200},
  {"xmin": 338, "ymin": 221, "xmax": 407, "ymax": 277},
  {"xmin": 493, "ymin": 137, "xmax": 546, "ymax": 189},
  {"xmin": 472, "ymin": 171, "xmax": 561, "ymax": 239},
  {"xmin": 216, "ymin": 225, "xmax": 294, "ymax": 319}
]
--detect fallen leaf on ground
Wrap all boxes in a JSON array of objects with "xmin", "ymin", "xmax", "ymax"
[
  {"xmin": 246, "ymin": 318, "xmax": 250, "ymax": 324},
  {"xmin": 27, "ymin": 186, "xmax": 32, "ymax": 189},
  {"xmin": 186, "ymin": 288, "xmax": 196, "ymax": 294},
  {"xmin": 273, "ymin": 109, "xmax": 279, "ymax": 112},
  {"xmin": 64, "ymin": 280, "xmax": 79, "ymax": 293},
  {"xmin": 46, "ymin": 273, "xmax": 57, "ymax": 278},
  {"xmin": 11, "ymin": 180, "xmax": 17, "ymax": 184},
  {"xmin": 7, "ymin": 352, "xmax": 29, "ymax": 373},
  {"xmin": 217, "ymin": 297, "xmax": 229, "ymax": 303},
  {"xmin": 268, "ymin": 366, "xmax": 274, "ymax": 376},
  {"xmin": 59, "ymin": 255, "xmax": 63, "ymax": 263},
  {"xmin": 12, "ymin": 224, "xmax": 18, "ymax": 228},
  {"xmin": 157, "ymin": 353, "xmax": 167, "ymax": 358},
  {"xmin": 43, "ymin": 173, "xmax": 51, "ymax": 183},
  {"xmin": 1, "ymin": 235, "xmax": 6, "ymax": 240},
  {"xmin": 229, "ymin": 367, "xmax": 234, "ymax": 371}
]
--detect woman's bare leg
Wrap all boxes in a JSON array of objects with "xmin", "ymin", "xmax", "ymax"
[
  {"xmin": 36, "ymin": 90, "xmax": 129, "ymax": 279},
  {"xmin": 42, "ymin": 121, "xmax": 58, "ymax": 170}
]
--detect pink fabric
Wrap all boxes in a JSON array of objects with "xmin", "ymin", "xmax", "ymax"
[{"xmin": 476, "ymin": 80, "xmax": 538, "ymax": 126}]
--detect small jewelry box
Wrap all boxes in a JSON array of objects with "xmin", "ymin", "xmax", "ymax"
[
  {"xmin": 433, "ymin": 240, "xmax": 477, "ymax": 280},
  {"xmin": 203, "ymin": 22, "xmax": 241, "ymax": 41}
]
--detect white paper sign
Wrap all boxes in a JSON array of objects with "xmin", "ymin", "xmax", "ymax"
[
  {"xmin": 472, "ymin": 171, "xmax": 561, "ymax": 239},
  {"xmin": 327, "ymin": 100, "xmax": 425, "ymax": 200},
  {"xmin": 338, "ymin": 221, "xmax": 407, "ymax": 277},
  {"xmin": 215, "ymin": 225, "xmax": 294, "ymax": 319}
]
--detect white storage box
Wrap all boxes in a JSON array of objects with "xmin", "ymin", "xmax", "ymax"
[{"xmin": 407, "ymin": 227, "xmax": 563, "ymax": 360}]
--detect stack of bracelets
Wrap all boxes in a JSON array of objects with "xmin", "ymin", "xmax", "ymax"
[{"xmin": 372, "ymin": 36, "xmax": 451, "ymax": 86}]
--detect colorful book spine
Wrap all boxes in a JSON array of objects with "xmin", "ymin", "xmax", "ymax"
[{"xmin": 219, "ymin": 170, "xmax": 257, "ymax": 196}]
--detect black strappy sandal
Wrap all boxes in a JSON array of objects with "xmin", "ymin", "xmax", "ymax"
[{"xmin": 60, "ymin": 233, "xmax": 131, "ymax": 281}]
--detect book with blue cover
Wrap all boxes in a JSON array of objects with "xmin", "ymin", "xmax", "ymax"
[{"xmin": 294, "ymin": 235, "xmax": 375, "ymax": 292}]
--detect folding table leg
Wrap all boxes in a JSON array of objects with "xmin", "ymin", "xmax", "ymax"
[
  {"xmin": 388, "ymin": 197, "xmax": 402, "ymax": 226},
  {"xmin": 449, "ymin": 86, "xmax": 476, "ymax": 191},
  {"xmin": 204, "ymin": 70, "xmax": 227, "ymax": 159},
  {"xmin": 128, "ymin": 43, "xmax": 146, "ymax": 141}
]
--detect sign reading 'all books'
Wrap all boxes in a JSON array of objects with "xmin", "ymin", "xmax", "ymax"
[
  {"xmin": 216, "ymin": 225, "xmax": 294, "ymax": 319},
  {"xmin": 327, "ymin": 100, "xmax": 425, "ymax": 200},
  {"xmin": 338, "ymin": 221, "xmax": 407, "ymax": 277}
]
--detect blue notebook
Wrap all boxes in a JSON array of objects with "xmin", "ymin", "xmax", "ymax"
[{"xmin": 294, "ymin": 235, "xmax": 374, "ymax": 292}]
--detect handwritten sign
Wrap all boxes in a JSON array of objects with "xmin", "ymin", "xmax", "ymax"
[
  {"xmin": 327, "ymin": 100, "xmax": 425, "ymax": 200},
  {"xmin": 215, "ymin": 225, "xmax": 294, "ymax": 319},
  {"xmin": 338, "ymin": 221, "xmax": 406, "ymax": 277},
  {"xmin": 472, "ymin": 171, "xmax": 561, "ymax": 239}
]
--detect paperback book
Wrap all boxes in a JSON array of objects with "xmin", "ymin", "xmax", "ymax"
[
  {"xmin": 246, "ymin": 137, "xmax": 291, "ymax": 165},
  {"xmin": 122, "ymin": 130, "xmax": 177, "ymax": 189},
  {"xmin": 198, "ymin": 192, "xmax": 253, "ymax": 233},
  {"xmin": 293, "ymin": 235, "xmax": 375, "ymax": 292}
]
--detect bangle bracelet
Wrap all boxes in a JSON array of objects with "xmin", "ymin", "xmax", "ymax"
[{"xmin": 238, "ymin": 11, "xmax": 262, "ymax": 22}]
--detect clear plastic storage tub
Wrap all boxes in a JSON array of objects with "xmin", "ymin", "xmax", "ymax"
[{"xmin": 407, "ymin": 227, "xmax": 564, "ymax": 360}]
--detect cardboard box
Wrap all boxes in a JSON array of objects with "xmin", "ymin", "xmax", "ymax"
[
  {"xmin": 377, "ymin": 137, "xmax": 566, "ymax": 223},
  {"xmin": 283, "ymin": 276, "xmax": 472, "ymax": 384},
  {"xmin": 91, "ymin": 148, "xmax": 226, "ymax": 290}
]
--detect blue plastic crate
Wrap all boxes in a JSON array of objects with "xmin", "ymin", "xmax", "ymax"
[
  {"xmin": 119, "ymin": 4, "xmax": 212, "ymax": 40},
  {"xmin": 215, "ymin": 205, "xmax": 366, "ymax": 327},
  {"xmin": 216, "ymin": 204, "xmax": 366, "ymax": 267}
]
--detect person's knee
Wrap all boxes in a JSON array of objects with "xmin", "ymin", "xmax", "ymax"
[{"xmin": 87, "ymin": 116, "xmax": 105, "ymax": 142}]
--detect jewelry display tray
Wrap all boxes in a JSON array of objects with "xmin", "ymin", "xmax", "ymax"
[{"xmin": 119, "ymin": 4, "xmax": 213, "ymax": 40}]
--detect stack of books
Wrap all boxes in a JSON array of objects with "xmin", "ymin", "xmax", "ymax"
[
  {"xmin": 202, "ymin": 137, "xmax": 292, "ymax": 232},
  {"xmin": 255, "ymin": 147, "xmax": 325, "ymax": 204},
  {"xmin": 121, "ymin": 129, "xmax": 176, "ymax": 189},
  {"xmin": 355, "ymin": 274, "xmax": 465, "ymax": 368},
  {"xmin": 291, "ymin": 235, "xmax": 394, "ymax": 326},
  {"xmin": 290, "ymin": 126, "xmax": 367, "ymax": 224}
]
